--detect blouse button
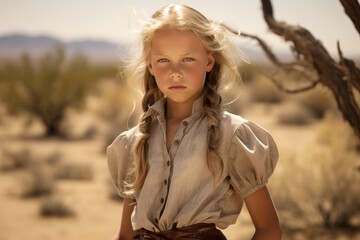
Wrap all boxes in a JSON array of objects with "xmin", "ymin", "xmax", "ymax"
[
  {"xmin": 167, "ymin": 161, "xmax": 170, "ymax": 166},
  {"xmin": 174, "ymin": 140, "xmax": 180, "ymax": 145},
  {"xmin": 164, "ymin": 179, "xmax": 167, "ymax": 185},
  {"xmin": 182, "ymin": 121, "xmax": 188, "ymax": 127},
  {"xmin": 161, "ymin": 198, "xmax": 164, "ymax": 203}
]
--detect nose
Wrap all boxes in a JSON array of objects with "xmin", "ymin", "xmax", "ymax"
[
  {"xmin": 170, "ymin": 65, "xmax": 182, "ymax": 81},
  {"xmin": 170, "ymin": 72, "xmax": 182, "ymax": 80}
]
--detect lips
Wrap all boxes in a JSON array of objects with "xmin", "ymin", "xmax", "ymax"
[{"xmin": 168, "ymin": 85, "xmax": 186, "ymax": 90}]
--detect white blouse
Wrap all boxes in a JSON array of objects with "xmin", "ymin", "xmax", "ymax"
[{"xmin": 107, "ymin": 97, "xmax": 278, "ymax": 232}]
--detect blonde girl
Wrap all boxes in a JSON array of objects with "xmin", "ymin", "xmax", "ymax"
[{"xmin": 107, "ymin": 4, "xmax": 282, "ymax": 240}]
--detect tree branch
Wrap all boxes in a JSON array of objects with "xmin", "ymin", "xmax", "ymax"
[
  {"xmin": 222, "ymin": 23, "xmax": 320, "ymax": 93},
  {"xmin": 339, "ymin": 0, "xmax": 360, "ymax": 35},
  {"xmin": 337, "ymin": 41, "xmax": 360, "ymax": 92},
  {"xmin": 256, "ymin": 0, "xmax": 360, "ymax": 139},
  {"xmin": 264, "ymin": 72, "xmax": 319, "ymax": 94}
]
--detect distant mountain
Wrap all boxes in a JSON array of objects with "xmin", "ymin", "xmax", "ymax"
[
  {"xmin": 0, "ymin": 33, "xmax": 129, "ymax": 63},
  {"xmin": 0, "ymin": 33, "xmax": 291, "ymax": 63}
]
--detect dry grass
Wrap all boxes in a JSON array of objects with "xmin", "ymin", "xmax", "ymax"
[
  {"xmin": 0, "ymin": 147, "xmax": 61, "ymax": 171},
  {"xmin": 248, "ymin": 75, "xmax": 285, "ymax": 104},
  {"xmin": 295, "ymin": 86, "xmax": 337, "ymax": 119},
  {"xmin": 0, "ymin": 148, "xmax": 33, "ymax": 171},
  {"xmin": 0, "ymin": 147, "xmax": 61, "ymax": 198},
  {"xmin": 39, "ymin": 195, "xmax": 75, "ymax": 218},
  {"xmin": 277, "ymin": 101, "xmax": 314, "ymax": 126},
  {"xmin": 271, "ymin": 114, "xmax": 360, "ymax": 238},
  {"xmin": 55, "ymin": 162, "xmax": 94, "ymax": 181},
  {"xmin": 21, "ymin": 163, "xmax": 56, "ymax": 198}
]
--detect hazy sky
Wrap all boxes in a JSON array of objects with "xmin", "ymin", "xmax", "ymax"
[{"xmin": 1, "ymin": 0, "xmax": 359, "ymax": 57}]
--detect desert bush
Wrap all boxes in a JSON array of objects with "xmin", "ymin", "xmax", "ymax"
[
  {"xmin": 249, "ymin": 75, "xmax": 285, "ymax": 103},
  {"xmin": 21, "ymin": 164, "xmax": 56, "ymax": 198},
  {"xmin": 0, "ymin": 45, "xmax": 107, "ymax": 136},
  {"xmin": 277, "ymin": 102, "xmax": 314, "ymax": 126},
  {"xmin": 317, "ymin": 113, "xmax": 360, "ymax": 152},
  {"xmin": 55, "ymin": 162, "xmax": 94, "ymax": 181},
  {"xmin": 296, "ymin": 86, "xmax": 336, "ymax": 119},
  {"xmin": 0, "ymin": 147, "xmax": 61, "ymax": 171},
  {"xmin": 271, "ymin": 116, "xmax": 360, "ymax": 232},
  {"xmin": 39, "ymin": 196, "xmax": 75, "ymax": 217},
  {"xmin": 0, "ymin": 148, "xmax": 33, "ymax": 171}
]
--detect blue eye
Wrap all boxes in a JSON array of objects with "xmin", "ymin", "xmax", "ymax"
[
  {"xmin": 183, "ymin": 57, "xmax": 194, "ymax": 62},
  {"xmin": 157, "ymin": 58, "xmax": 169, "ymax": 63}
]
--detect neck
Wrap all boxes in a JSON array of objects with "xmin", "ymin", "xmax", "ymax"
[{"xmin": 166, "ymin": 99, "xmax": 194, "ymax": 121}]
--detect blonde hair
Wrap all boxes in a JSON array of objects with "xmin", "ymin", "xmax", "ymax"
[{"xmin": 123, "ymin": 4, "xmax": 244, "ymax": 195}]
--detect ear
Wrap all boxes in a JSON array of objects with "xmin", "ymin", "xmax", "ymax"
[
  {"xmin": 148, "ymin": 63, "xmax": 154, "ymax": 76},
  {"xmin": 206, "ymin": 53, "xmax": 215, "ymax": 72}
]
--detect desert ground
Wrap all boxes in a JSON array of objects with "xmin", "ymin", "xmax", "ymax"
[{"xmin": 0, "ymin": 76, "xmax": 359, "ymax": 240}]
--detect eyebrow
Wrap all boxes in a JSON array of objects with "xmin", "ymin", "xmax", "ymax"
[{"xmin": 152, "ymin": 51, "xmax": 200, "ymax": 56}]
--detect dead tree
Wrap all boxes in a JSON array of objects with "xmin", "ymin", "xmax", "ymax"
[{"xmin": 226, "ymin": 0, "xmax": 360, "ymax": 139}]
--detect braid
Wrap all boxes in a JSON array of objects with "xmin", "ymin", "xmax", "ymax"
[
  {"xmin": 142, "ymin": 72, "xmax": 163, "ymax": 112},
  {"xmin": 203, "ymin": 63, "xmax": 224, "ymax": 178},
  {"xmin": 127, "ymin": 73, "xmax": 163, "ymax": 194}
]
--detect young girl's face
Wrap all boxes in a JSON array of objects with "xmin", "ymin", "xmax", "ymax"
[{"xmin": 148, "ymin": 27, "xmax": 215, "ymax": 105}]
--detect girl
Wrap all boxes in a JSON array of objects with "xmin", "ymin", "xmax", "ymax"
[{"xmin": 107, "ymin": 4, "xmax": 282, "ymax": 240}]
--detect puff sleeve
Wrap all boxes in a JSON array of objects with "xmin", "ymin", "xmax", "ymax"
[
  {"xmin": 228, "ymin": 121, "xmax": 278, "ymax": 198},
  {"xmin": 106, "ymin": 128, "xmax": 136, "ymax": 198}
]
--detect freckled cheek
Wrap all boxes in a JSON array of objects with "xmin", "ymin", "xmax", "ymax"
[
  {"xmin": 181, "ymin": 65, "xmax": 204, "ymax": 77},
  {"xmin": 186, "ymin": 67, "xmax": 207, "ymax": 81},
  {"xmin": 152, "ymin": 66, "xmax": 169, "ymax": 79}
]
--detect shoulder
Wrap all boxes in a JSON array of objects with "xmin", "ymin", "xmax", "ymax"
[
  {"xmin": 221, "ymin": 111, "xmax": 247, "ymax": 127},
  {"xmin": 220, "ymin": 111, "xmax": 274, "ymax": 138},
  {"xmin": 219, "ymin": 111, "xmax": 278, "ymax": 155},
  {"xmin": 221, "ymin": 112, "xmax": 279, "ymax": 198},
  {"xmin": 106, "ymin": 126, "xmax": 139, "ymax": 161},
  {"xmin": 106, "ymin": 126, "xmax": 139, "ymax": 199},
  {"xmin": 108, "ymin": 126, "xmax": 138, "ymax": 149},
  {"xmin": 219, "ymin": 111, "xmax": 249, "ymax": 138}
]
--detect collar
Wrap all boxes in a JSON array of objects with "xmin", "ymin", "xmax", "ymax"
[{"xmin": 143, "ymin": 96, "xmax": 204, "ymax": 120}]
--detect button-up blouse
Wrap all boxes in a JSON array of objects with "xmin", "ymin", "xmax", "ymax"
[{"xmin": 107, "ymin": 97, "xmax": 278, "ymax": 232}]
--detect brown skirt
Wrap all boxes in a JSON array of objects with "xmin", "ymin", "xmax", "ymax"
[{"xmin": 132, "ymin": 223, "xmax": 227, "ymax": 240}]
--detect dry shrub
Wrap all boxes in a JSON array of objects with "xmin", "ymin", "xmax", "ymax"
[
  {"xmin": 277, "ymin": 101, "xmax": 314, "ymax": 126},
  {"xmin": 55, "ymin": 162, "xmax": 94, "ymax": 181},
  {"xmin": 249, "ymin": 75, "xmax": 285, "ymax": 103},
  {"xmin": 0, "ymin": 148, "xmax": 33, "ymax": 171},
  {"xmin": 317, "ymin": 113, "xmax": 360, "ymax": 152},
  {"xmin": 21, "ymin": 163, "xmax": 56, "ymax": 198},
  {"xmin": 271, "ymin": 115, "xmax": 360, "ymax": 233},
  {"xmin": 296, "ymin": 86, "xmax": 336, "ymax": 119},
  {"xmin": 0, "ymin": 147, "xmax": 60, "ymax": 172},
  {"xmin": 0, "ymin": 147, "xmax": 61, "ymax": 198},
  {"xmin": 40, "ymin": 195, "xmax": 75, "ymax": 218},
  {"xmin": 0, "ymin": 45, "xmax": 102, "ymax": 136}
]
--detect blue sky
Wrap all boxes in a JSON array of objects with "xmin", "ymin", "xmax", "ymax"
[{"xmin": 0, "ymin": 0, "xmax": 359, "ymax": 57}]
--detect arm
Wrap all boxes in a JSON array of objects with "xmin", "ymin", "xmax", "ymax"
[
  {"xmin": 113, "ymin": 198, "xmax": 136, "ymax": 240},
  {"xmin": 244, "ymin": 186, "xmax": 282, "ymax": 240}
]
